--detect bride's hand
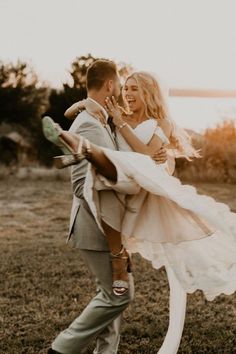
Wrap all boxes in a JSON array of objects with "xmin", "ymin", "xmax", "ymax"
[{"xmin": 105, "ymin": 96, "xmax": 124, "ymax": 127}]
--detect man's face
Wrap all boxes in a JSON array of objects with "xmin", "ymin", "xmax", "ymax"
[{"xmin": 111, "ymin": 74, "xmax": 121, "ymax": 100}]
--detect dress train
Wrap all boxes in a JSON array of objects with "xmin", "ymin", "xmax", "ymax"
[{"xmin": 158, "ymin": 266, "xmax": 186, "ymax": 354}]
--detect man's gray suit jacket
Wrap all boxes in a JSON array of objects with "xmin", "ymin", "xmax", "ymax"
[{"xmin": 67, "ymin": 110, "xmax": 118, "ymax": 251}]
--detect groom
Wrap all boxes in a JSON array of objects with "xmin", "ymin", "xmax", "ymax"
[
  {"xmin": 49, "ymin": 60, "xmax": 167, "ymax": 354},
  {"xmin": 48, "ymin": 60, "xmax": 132, "ymax": 354}
]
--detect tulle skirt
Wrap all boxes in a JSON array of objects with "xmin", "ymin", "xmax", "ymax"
[{"xmin": 84, "ymin": 148, "xmax": 236, "ymax": 300}]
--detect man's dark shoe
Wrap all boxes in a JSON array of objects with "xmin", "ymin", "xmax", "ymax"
[{"xmin": 47, "ymin": 348, "xmax": 62, "ymax": 354}]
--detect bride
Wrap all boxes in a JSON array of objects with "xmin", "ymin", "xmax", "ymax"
[{"xmin": 43, "ymin": 71, "xmax": 236, "ymax": 353}]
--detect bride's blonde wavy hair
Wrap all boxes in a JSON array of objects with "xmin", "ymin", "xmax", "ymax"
[
  {"xmin": 123, "ymin": 71, "xmax": 200, "ymax": 160},
  {"xmin": 125, "ymin": 71, "xmax": 168, "ymax": 120}
]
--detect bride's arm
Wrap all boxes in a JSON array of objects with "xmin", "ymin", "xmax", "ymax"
[
  {"xmin": 64, "ymin": 100, "xmax": 87, "ymax": 119},
  {"xmin": 65, "ymin": 97, "xmax": 170, "ymax": 158},
  {"xmin": 64, "ymin": 98, "xmax": 107, "ymax": 124},
  {"xmin": 118, "ymin": 123, "xmax": 164, "ymax": 155},
  {"xmin": 106, "ymin": 97, "xmax": 172, "ymax": 156}
]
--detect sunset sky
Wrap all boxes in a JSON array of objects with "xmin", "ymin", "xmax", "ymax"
[{"xmin": 1, "ymin": 0, "xmax": 236, "ymax": 90}]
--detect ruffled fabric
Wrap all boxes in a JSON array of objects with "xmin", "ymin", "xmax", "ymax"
[{"xmin": 83, "ymin": 119, "xmax": 236, "ymax": 300}]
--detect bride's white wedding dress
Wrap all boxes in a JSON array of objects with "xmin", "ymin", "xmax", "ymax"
[{"xmin": 83, "ymin": 118, "xmax": 236, "ymax": 353}]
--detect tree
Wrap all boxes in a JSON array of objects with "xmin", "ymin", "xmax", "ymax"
[
  {"xmin": 0, "ymin": 60, "xmax": 55, "ymax": 165},
  {"xmin": 43, "ymin": 54, "xmax": 97, "ymax": 130},
  {"xmin": 0, "ymin": 56, "xmax": 133, "ymax": 166},
  {"xmin": 65, "ymin": 53, "xmax": 133, "ymax": 91},
  {"xmin": 0, "ymin": 60, "xmax": 49, "ymax": 132}
]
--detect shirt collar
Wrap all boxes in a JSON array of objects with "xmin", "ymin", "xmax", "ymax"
[{"xmin": 87, "ymin": 97, "xmax": 109, "ymax": 122}]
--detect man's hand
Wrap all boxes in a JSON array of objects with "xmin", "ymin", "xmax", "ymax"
[{"xmin": 152, "ymin": 147, "xmax": 167, "ymax": 164}]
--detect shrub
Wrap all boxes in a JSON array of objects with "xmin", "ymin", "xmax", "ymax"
[{"xmin": 176, "ymin": 120, "xmax": 236, "ymax": 183}]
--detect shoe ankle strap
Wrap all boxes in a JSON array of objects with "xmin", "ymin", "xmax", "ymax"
[
  {"xmin": 77, "ymin": 136, "xmax": 84, "ymax": 157},
  {"xmin": 111, "ymin": 245, "xmax": 125, "ymax": 257}
]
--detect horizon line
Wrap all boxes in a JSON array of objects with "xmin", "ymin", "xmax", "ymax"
[{"xmin": 170, "ymin": 88, "xmax": 236, "ymax": 98}]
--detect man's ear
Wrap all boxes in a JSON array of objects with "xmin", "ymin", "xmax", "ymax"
[{"xmin": 105, "ymin": 79, "xmax": 113, "ymax": 93}]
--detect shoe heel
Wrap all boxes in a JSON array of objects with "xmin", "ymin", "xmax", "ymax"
[
  {"xmin": 53, "ymin": 154, "xmax": 85, "ymax": 169},
  {"xmin": 53, "ymin": 155, "xmax": 76, "ymax": 169}
]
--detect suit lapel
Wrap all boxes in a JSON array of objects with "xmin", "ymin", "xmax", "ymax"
[{"xmin": 103, "ymin": 124, "xmax": 119, "ymax": 150}]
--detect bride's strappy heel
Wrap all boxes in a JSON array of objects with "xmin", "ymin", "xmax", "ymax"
[
  {"xmin": 42, "ymin": 116, "xmax": 91, "ymax": 169},
  {"xmin": 42, "ymin": 116, "xmax": 75, "ymax": 154},
  {"xmin": 111, "ymin": 246, "xmax": 132, "ymax": 296},
  {"xmin": 53, "ymin": 137, "xmax": 91, "ymax": 169}
]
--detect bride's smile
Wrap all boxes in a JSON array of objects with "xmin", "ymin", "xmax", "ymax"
[{"xmin": 123, "ymin": 77, "xmax": 144, "ymax": 115}]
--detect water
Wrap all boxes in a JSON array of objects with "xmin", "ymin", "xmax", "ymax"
[{"xmin": 169, "ymin": 97, "xmax": 236, "ymax": 133}]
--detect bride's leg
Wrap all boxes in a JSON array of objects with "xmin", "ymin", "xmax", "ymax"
[
  {"xmin": 61, "ymin": 134, "xmax": 130, "ymax": 296},
  {"xmin": 102, "ymin": 220, "xmax": 131, "ymax": 296},
  {"xmin": 42, "ymin": 117, "xmax": 118, "ymax": 181},
  {"xmin": 102, "ymin": 221, "xmax": 122, "ymax": 255},
  {"xmin": 53, "ymin": 129, "xmax": 118, "ymax": 181}
]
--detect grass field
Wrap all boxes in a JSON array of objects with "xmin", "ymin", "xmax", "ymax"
[{"xmin": 1, "ymin": 177, "xmax": 236, "ymax": 354}]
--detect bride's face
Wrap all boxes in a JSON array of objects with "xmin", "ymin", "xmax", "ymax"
[{"xmin": 123, "ymin": 77, "xmax": 145, "ymax": 113}]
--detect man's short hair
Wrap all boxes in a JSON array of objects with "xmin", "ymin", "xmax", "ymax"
[{"xmin": 86, "ymin": 60, "xmax": 118, "ymax": 91}]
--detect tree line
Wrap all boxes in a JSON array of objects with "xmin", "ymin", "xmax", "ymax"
[
  {"xmin": 0, "ymin": 54, "xmax": 131, "ymax": 165},
  {"xmin": 1, "ymin": 54, "xmax": 235, "ymax": 182}
]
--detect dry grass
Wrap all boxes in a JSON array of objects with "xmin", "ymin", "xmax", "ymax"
[{"xmin": 1, "ymin": 178, "xmax": 236, "ymax": 354}]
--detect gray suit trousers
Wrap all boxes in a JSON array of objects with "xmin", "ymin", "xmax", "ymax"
[
  {"xmin": 52, "ymin": 111, "xmax": 134, "ymax": 353},
  {"xmin": 52, "ymin": 250, "xmax": 134, "ymax": 354}
]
